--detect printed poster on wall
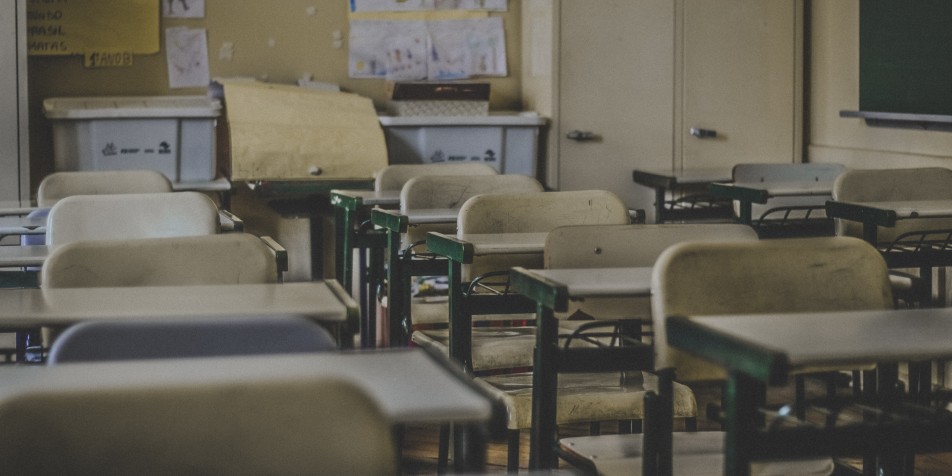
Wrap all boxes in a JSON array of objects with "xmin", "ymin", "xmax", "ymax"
[
  {"xmin": 27, "ymin": 0, "xmax": 159, "ymax": 67},
  {"xmin": 350, "ymin": 0, "xmax": 507, "ymax": 12},
  {"xmin": 349, "ymin": 17, "xmax": 506, "ymax": 80}
]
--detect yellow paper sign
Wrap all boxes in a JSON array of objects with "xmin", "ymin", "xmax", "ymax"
[{"xmin": 27, "ymin": 0, "xmax": 159, "ymax": 56}]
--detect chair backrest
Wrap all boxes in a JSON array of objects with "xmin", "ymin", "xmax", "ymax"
[
  {"xmin": 373, "ymin": 162, "xmax": 497, "ymax": 192},
  {"xmin": 459, "ymin": 190, "xmax": 630, "ymax": 279},
  {"xmin": 652, "ymin": 236, "xmax": 893, "ymax": 382},
  {"xmin": 46, "ymin": 191, "xmax": 219, "ymax": 248},
  {"xmin": 47, "ymin": 315, "xmax": 337, "ymax": 363},
  {"xmin": 832, "ymin": 167, "xmax": 952, "ymax": 242},
  {"xmin": 544, "ymin": 223, "xmax": 759, "ymax": 269},
  {"xmin": 544, "ymin": 223, "xmax": 759, "ymax": 319},
  {"xmin": 732, "ymin": 162, "xmax": 845, "ymax": 221},
  {"xmin": 37, "ymin": 170, "xmax": 173, "ymax": 208},
  {"xmin": 42, "ymin": 233, "xmax": 279, "ymax": 288},
  {"xmin": 401, "ymin": 174, "xmax": 544, "ymax": 244},
  {"xmin": 0, "ymin": 375, "xmax": 397, "ymax": 475}
]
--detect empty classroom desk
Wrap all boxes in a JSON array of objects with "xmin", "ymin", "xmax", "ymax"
[
  {"xmin": 246, "ymin": 178, "xmax": 376, "ymax": 280},
  {"xmin": 0, "ymin": 281, "xmax": 359, "ymax": 348},
  {"xmin": 632, "ymin": 167, "xmax": 733, "ymax": 223},
  {"xmin": 0, "ymin": 347, "xmax": 505, "ymax": 473},
  {"xmin": 827, "ymin": 199, "xmax": 952, "ymax": 306},
  {"xmin": 509, "ymin": 266, "xmax": 655, "ymax": 470},
  {"xmin": 709, "ymin": 163, "xmax": 844, "ymax": 236},
  {"xmin": 666, "ymin": 308, "xmax": 952, "ymax": 476}
]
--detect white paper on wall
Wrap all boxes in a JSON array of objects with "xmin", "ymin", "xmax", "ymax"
[
  {"xmin": 165, "ymin": 27, "xmax": 210, "ymax": 88},
  {"xmin": 350, "ymin": 0, "xmax": 506, "ymax": 12}
]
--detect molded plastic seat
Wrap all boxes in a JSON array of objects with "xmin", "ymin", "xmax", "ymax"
[
  {"xmin": 41, "ymin": 233, "xmax": 283, "ymax": 288},
  {"xmin": 46, "ymin": 191, "xmax": 219, "ymax": 248},
  {"xmin": 36, "ymin": 170, "xmax": 173, "ymax": 208},
  {"xmin": 46, "ymin": 315, "xmax": 337, "ymax": 364},
  {"xmin": 0, "ymin": 374, "xmax": 396, "ymax": 475},
  {"xmin": 400, "ymin": 173, "xmax": 544, "ymax": 245},
  {"xmin": 373, "ymin": 162, "xmax": 497, "ymax": 192}
]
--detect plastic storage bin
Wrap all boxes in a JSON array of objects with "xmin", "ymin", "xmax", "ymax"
[
  {"xmin": 378, "ymin": 113, "xmax": 546, "ymax": 177},
  {"xmin": 43, "ymin": 96, "xmax": 221, "ymax": 183}
]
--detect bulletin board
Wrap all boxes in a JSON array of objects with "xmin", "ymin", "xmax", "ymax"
[
  {"xmin": 27, "ymin": 0, "xmax": 159, "ymax": 66},
  {"xmin": 860, "ymin": 0, "xmax": 952, "ymax": 116}
]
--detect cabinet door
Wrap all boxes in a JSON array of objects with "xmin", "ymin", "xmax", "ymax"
[
  {"xmin": 678, "ymin": 0, "xmax": 801, "ymax": 170},
  {"xmin": 557, "ymin": 0, "xmax": 801, "ymax": 221},
  {"xmin": 557, "ymin": 0, "xmax": 675, "ymax": 219}
]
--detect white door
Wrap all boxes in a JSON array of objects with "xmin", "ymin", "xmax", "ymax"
[
  {"xmin": 556, "ymin": 0, "xmax": 675, "ymax": 221},
  {"xmin": 678, "ymin": 0, "xmax": 801, "ymax": 170},
  {"xmin": 557, "ymin": 0, "xmax": 801, "ymax": 221},
  {"xmin": 0, "ymin": 0, "xmax": 29, "ymax": 201}
]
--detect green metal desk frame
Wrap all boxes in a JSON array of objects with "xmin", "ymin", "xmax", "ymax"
[{"xmin": 425, "ymin": 232, "xmax": 536, "ymax": 373}]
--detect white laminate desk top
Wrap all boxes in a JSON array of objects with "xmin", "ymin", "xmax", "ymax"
[
  {"xmin": 0, "ymin": 349, "xmax": 492, "ymax": 424},
  {"xmin": 729, "ymin": 181, "xmax": 834, "ymax": 197},
  {"xmin": 0, "ymin": 245, "xmax": 48, "ymax": 268},
  {"xmin": 333, "ymin": 189, "xmax": 401, "ymax": 206},
  {"xmin": 521, "ymin": 267, "xmax": 653, "ymax": 298},
  {"xmin": 847, "ymin": 200, "xmax": 952, "ymax": 219},
  {"xmin": 0, "ymin": 214, "xmax": 46, "ymax": 235},
  {"xmin": 406, "ymin": 208, "xmax": 459, "ymax": 225},
  {"xmin": 688, "ymin": 307, "xmax": 952, "ymax": 371},
  {"xmin": 459, "ymin": 232, "xmax": 549, "ymax": 255},
  {"xmin": 0, "ymin": 211, "xmax": 238, "ymax": 235},
  {"xmin": 635, "ymin": 167, "xmax": 733, "ymax": 185},
  {"xmin": 0, "ymin": 282, "xmax": 349, "ymax": 327},
  {"xmin": 0, "ymin": 200, "xmax": 37, "ymax": 216},
  {"xmin": 170, "ymin": 177, "xmax": 233, "ymax": 193}
]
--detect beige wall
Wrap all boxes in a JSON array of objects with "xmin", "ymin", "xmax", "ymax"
[
  {"xmin": 808, "ymin": 1, "xmax": 952, "ymax": 169},
  {"xmin": 27, "ymin": 0, "xmax": 523, "ymax": 192}
]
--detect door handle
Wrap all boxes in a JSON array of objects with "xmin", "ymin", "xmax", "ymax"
[
  {"xmin": 689, "ymin": 127, "xmax": 717, "ymax": 139},
  {"xmin": 566, "ymin": 130, "xmax": 597, "ymax": 141}
]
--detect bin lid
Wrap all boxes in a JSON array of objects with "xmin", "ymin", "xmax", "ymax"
[
  {"xmin": 43, "ymin": 96, "xmax": 221, "ymax": 119},
  {"xmin": 378, "ymin": 112, "xmax": 547, "ymax": 127}
]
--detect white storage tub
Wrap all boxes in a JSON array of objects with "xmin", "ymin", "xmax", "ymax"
[
  {"xmin": 43, "ymin": 96, "xmax": 221, "ymax": 183},
  {"xmin": 378, "ymin": 113, "xmax": 547, "ymax": 177}
]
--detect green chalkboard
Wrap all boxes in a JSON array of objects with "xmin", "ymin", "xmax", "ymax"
[{"xmin": 860, "ymin": 0, "xmax": 952, "ymax": 116}]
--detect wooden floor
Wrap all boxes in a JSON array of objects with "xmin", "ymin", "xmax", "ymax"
[{"xmin": 399, "ymin": 377, "xmax": 952, "ymax": 474}]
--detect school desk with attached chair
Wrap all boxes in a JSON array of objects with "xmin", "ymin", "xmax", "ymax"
[
  {"xmin": 632, "ymin": 167, "xmax": 734, "ymax": 223},
  {"xmin": 826, "ymin": 167, "xmax": 952, "ymax": 308},
  {"xmin": 505, "ymin": 223, "xmax": 758, "ymax": 471},
  {"xmin": 708, "ymin": 163, "xmax": 845, "ymax": 237},
  {"xmin": 370, "ymin": 174, "xmax": 543, "ymax": 347}
]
